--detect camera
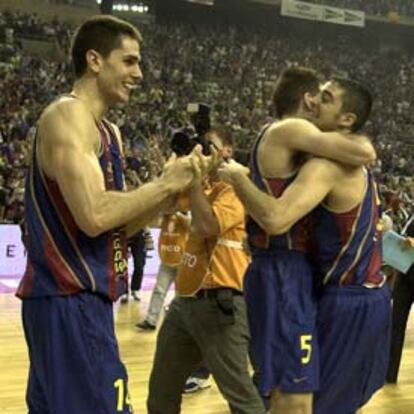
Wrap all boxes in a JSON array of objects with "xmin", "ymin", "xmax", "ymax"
[{"xmin": 170, "ymin": 103, "xmax": 211, "ymax": 156}]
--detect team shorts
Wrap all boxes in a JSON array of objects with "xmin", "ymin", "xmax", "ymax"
[
  {"xmin": 314, "ymin": 284, "xmax": 391, "ymax": 414},
  {"xmin": 22, "ymin": 291, "xmax": 132, "ymax": 414},
  {"xmin": 244, "ymin": 250, "xmax": 319, "ymax": 395}
]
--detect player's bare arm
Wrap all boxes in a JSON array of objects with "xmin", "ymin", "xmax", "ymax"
[
  {"xmin": 219, "ymin": 158, "xmax": 342, "ymax": 235},
  {"xmin": 38, "ymin": 99, "xmax": 193, "ymax": 237},
  {"xmin": 268, "ymin": 118, "xmax": 376, "ymax": 166}
]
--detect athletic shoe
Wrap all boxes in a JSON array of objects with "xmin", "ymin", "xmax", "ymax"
[
  {"xmin": 136, "ymin": 320, "xmax": 156, "ymax": 331},
  {"xmin": 131, "ymin": 290, "xmax": 141, "ymax": 301},
  {"xmin": 120, "ymin": 294, "xmax": 129, "ymax": 304},
  {"xmin": 183, "ymin": 377, "xmax": 211, "ymax": 393}
]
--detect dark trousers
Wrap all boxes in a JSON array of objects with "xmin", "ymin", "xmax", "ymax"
[
  {"xmin": 191, "ymin": 363, "xmax": 210, "ymax": 379},
  {"xmin": 387, "ymin": 271, "xmax": 414, "ymax": 382},
  {"xmin": 129, "ymin": 232, "xmax": 146, "ymax": 292},
  {"xmin": 147, "ymin": 295, "xmax": 266, "ymax": 414}
]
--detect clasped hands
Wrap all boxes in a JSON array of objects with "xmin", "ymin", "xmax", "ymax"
[{"xmin": 162, "ymin": 144, "xmax": 250, "ymax": 192}]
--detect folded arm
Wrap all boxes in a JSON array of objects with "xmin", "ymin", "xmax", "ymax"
[{"xmin": 273, "ymin": 119, "xmax": 376, "ymax": 166}]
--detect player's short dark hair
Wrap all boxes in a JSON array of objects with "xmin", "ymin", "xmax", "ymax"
[
  {"xmin": 273, "ymin": 66, "xmax": 321, "ymax": 118},
  {"xmin": 71, "ymin": 15, "xmax": 142, "ymax": 78},
  {"xmin": 331, "ymin": 77, "xmax": 373, "ymax": 132}
]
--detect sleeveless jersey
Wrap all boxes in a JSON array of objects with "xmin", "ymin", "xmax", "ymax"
[
  {"xmin": 247, "ymin": 124, "xmax": 310, "ymax": 253},
  {"xmin": 312, "ymin": 169, "xmax": 384, "ymax": 287},
  {"xmin": 16, "ymin": 107, "xmax": 128, "ymax": 301}
]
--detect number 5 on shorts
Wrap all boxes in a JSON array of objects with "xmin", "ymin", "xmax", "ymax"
[
  {"xmin": 300, "ymin": 335, "xmax": 312, "ymax": 364},
  {"xmin": 114, "ymin": 378, "xmax": 132, "ymax": 412}
]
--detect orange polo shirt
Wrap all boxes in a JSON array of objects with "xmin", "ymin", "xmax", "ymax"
[{"xmin": 175, "ymin": 181, "xmax": 249, "ymax": 296}]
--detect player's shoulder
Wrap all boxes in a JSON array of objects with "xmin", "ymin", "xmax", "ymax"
[
  {"xmin": 271, "ymin": 117, "xmax": 316, "ymax": 132},
  {"xmin": 38, "ymin": 95, "xmax": 98, "ymax": 148},
  {"xmin": 265, "ymin": 118, "xmax": 317, "ymax": 140},
  {"xmin": 40, "ymin": 95, "xmax": 94, "ymax": 129}
]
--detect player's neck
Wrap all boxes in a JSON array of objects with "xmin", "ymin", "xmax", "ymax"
[
  {"xmin": 71, "ymin": 78, "xmax": 109, "ymax": 121},
  {"xmin": 283, "ymin": 108, "xmax": 310, "ymax": 121},
  {"xmin": 337, "ymin": 126, "xmax": 352, "ymax": 135}
]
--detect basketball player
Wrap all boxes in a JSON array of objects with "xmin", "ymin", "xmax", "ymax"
[
  {"xmin": 219, "ymin": 77, "xmax": 391, "ymax": 414},
  {"xmin": 16, "ymin": 15, "xmax": 202, "ymax": 414},
  {"xmin": 216, "ymin": 67, "xmax": 377, "ymax": 414}
]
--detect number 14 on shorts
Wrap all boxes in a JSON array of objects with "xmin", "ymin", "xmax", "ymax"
[
  {"xmin": 114, "ymin": 378, "xmax": 133, "ymax": 413},
  {"xmin": 300, "ymin": 335, "xmax": 312, "ymax": 364}
]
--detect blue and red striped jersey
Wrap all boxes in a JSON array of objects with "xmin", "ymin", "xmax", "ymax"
[
  {"xmin": 16, "ymin": 110, "xmax": 128, "ymax": 302},
  {"xmin": 247, "ymin": 124, "xmax": 311, "ymax": 253},
  {"xmin": 312, "ymin": 169, "xmax": 384, "ymax": 287}
]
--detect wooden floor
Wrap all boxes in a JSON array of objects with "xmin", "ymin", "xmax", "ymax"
[{"xmin": 1, "ymin": 292, "xmax": 414, "ymax": 414}]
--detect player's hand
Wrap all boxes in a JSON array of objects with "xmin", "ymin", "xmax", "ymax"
[
  {"xmin": 400, "ymin": 237, "xmax": 414, "ymax": 250},
  {"xmin": 189, "ymin": 145, "xmax": 223, "ymax": 183},
  {"xmin": 217, "ymin": 159, "xmax": 250, "ymax": 185},
  {"xmin": 378, "ymin": 214, "xmax": 393, "ymax": 233},
  {"xmin": 162, "ymin": 152, "xmax": 195, "ymax": 192}
]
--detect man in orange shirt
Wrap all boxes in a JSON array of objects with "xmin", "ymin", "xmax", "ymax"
[{"xmin": 147, "ymin": 127, "xmax": 265, "ymax": 414}]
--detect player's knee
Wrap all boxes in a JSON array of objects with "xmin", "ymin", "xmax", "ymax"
[{"xmin": 270, "ymin": 390, "xmax": 313, "ymax": 414}]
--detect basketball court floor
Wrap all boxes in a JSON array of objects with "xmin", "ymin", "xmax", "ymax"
[{"xmin": 1, "ymin": 273, "xmax": 413, "ymax": 414}]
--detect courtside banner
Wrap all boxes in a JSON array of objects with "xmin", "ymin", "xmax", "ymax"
[
  {"xmin": 0, "ymin": 225, "xmax": 26, "ymax": 276},
  {"xmin": 281, "ymin": 0, "xmax": 321, "ymax": 21},
  {"xmin": 281, "ymin": 0, "xmax": 365, "ymax": 28},
  {"xmin": 0, "ymin": 225, "xmax": 161, "ymax": 278}
]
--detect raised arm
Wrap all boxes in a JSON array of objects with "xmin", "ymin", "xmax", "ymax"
[
  {"xmin": 219, "ymin": 158, "xmax": 341, "ymax": 235},
  {"xmin": 189, "ymin": 181, "xmax": 220, "ymax": 238},
  {"xmin": 274, "ymin": 119, "xmax": 376, "ymax": 166},
  {"xmin": 38, "ymin": 99, "xmax": 193, "ymax": 237}
]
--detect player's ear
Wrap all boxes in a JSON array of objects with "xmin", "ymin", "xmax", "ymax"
[
  {"xmin": 304, "ymin": 92, "xmax": 318, "ymax": 114},
  {"xmin": 86, "ymin": 49, "xmax": 103, "ymax": 74},
  {"xmin": 339, "ymin": 112, "xmax": 357, "ymax": 131}
]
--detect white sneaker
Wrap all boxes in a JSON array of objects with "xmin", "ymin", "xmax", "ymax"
[
  {"xmin": 183, "ymin": 377, "xmax": 211, "ymax": 393},
  {"xmin": 131, "ymin": 290, "xmax": 141, "ymax": 301},
  {"xmin": 120, "ymin": 294, "xmax": 128, "ymax": 304}
]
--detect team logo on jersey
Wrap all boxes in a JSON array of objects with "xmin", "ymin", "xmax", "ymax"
[
  {"xmin": 107, "ymin": 161, "xmax": 114, "ymax": 186},
  {"xmin": 113, "ymin": 233, "xmax": 127, "ymax": 277}
]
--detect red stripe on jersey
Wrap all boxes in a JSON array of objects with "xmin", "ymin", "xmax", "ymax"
[
  {"xmin": 17, "ymin": 260, "xmax": 35, "ymax": 297},
  {"xmin": 44, "ymin": 176, "xmax": 78, "ymax": 239},
  {"xmin": 265, "ymin": 178, "xmax": 287, "ymax": 198},
  {"xmin": 334, "ymin": 205, "xmax": 360, "ymax": 247},
  {"xmin": 366, "ymin": 243, "xmax": 383, "ymax": 285},
  {"xmin": 44, "ymin": 232, "xmax": 81, "ymax": 295}
]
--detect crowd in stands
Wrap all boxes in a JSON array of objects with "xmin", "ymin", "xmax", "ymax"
[
  {"xmin": 1, "ymin": 9, "xmax": 413, "ymax": 225},
  {"xmin": 309, "ymin": 0, "xmax": 414, "ymax": 17},
  {"xmin": 0, "ymin": 9, "xmax": 72, "ymax": 41}
]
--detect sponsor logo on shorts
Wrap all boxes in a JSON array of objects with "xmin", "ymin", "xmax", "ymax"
[{"xmin": 292, "ymin": 376, "xmax": 308, "ymax": 384}]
